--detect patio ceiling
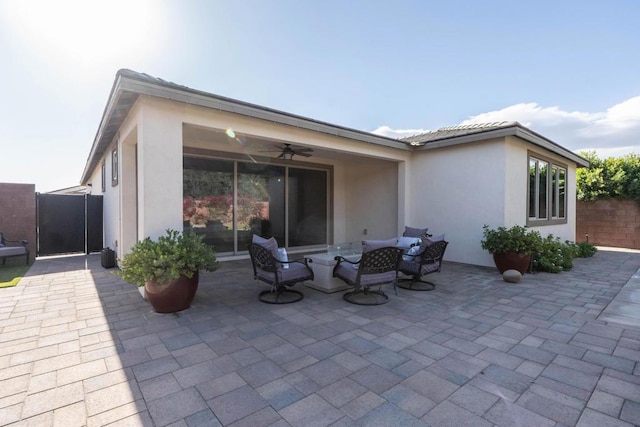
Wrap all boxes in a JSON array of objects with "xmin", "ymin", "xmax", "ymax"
[{"xmin": 182, "ymin": 124, "xmax": 378, "ymax": 162}]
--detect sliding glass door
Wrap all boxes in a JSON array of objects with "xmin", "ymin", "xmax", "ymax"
[{"xmin": 183, "ymin": 156, "xmax": 328, "ymax": 254}]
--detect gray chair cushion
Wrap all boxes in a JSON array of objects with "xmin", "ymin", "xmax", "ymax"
[
  {"xmin": 0, "ymin": 246, "xmax": 27, "ymax": 257},
  {"xmin": 362, "ymin": 238, "xmax": 398, "ymax": 253},
  {"xmin": 334, "ymin": 263, "xmax": 396, "ymax": 288},
  {"xmin": 403, "ymin": 226, "xmax": 428, "ymax": 238},
  {"xmin": 400, "ymin": 258, "xmax": 441, "ymax": 275},
  {"xmin": 256, "ymin": 261, "xmax": 312, "ymax": 283},
  {"xmin": 252, "ymin": 234, "xmax": 278, "ymax": 258}
]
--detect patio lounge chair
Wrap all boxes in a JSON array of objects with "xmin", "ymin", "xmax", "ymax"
[
  {"xmin": 398, "ymin": 239, "xmax": 448, "ymax": 291},
  {"xmin": 333, "ymin": 241, "xmax": 402, "ymax": 305},
  {"xmin": 0, "ymin": 232, "xmax": 29, "ymax": 265},
  {"xmin": 247, "ymin": 240, "xmax": 314, "ymax": 304}
]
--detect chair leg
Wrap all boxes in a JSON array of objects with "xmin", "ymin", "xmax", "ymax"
[
  {"xmin": 397, "ymin": 277, "xmax": 436, "ymax": 291},
  {"xmin": 259, "ymin": 287, "xmax": 304, "ymax": 304},
  {"xmin": 343, "ymin": 286, "xmax": 389, "ymax": 305}
]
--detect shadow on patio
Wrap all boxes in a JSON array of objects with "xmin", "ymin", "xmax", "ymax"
[{"xmin": 1, "ymin": 249, "xmax": 639, "ymax": 426}]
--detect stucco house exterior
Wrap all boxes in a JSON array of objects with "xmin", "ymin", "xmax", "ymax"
[{"xmin": 80, "ymin": 69, "xmax": 588, "ymax": 268}]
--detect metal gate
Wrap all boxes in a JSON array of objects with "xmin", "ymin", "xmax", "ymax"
[{"xmin": 36, "ymin": 194, "xmax": 103, "ymax": 256}]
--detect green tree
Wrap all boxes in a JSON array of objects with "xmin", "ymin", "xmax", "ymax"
[{"xmin": 577, "ymin": 151, "xmax": 640, "ymax": 204}]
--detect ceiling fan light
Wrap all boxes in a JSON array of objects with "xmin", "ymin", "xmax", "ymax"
[{"xmin": 282, "ymin": 152, "xmax": 294, "ymax": 160}]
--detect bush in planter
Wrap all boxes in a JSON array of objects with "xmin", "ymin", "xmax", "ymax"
[
  {"xmin": 481, "ymin": 225, "xmax": 543, "ymax": 275},
  {"xmin": 117, "ymin": 229, "xmax": 219, "ymax": 287},
  {"xmin": 480, "ymin": 225, "xmax": 542, "ymax": 255}
]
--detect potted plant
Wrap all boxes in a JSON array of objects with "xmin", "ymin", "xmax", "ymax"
[
  {"xmin": 480, "ymin": 225, "xmax": 541, "ymax": 274},
  {"xmin": 118, "ymin": 229, "xmax": 219, "ymax": 313}
]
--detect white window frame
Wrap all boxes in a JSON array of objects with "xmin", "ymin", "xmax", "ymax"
[{"xmin": 527, "ymin": 152, "xmax": 567, "ymax": 226}]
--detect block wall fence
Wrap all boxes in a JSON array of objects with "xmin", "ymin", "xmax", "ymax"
[
  {"xmin": 0, "ymin": 183, "xmax": 36, "ymax": 263},
  {"xmin": 576, "ymin": 199, "xmax": 640, "ymax": 250}
]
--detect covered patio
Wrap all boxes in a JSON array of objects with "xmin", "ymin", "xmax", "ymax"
[{"xmin": 1, "ymin": 250, "xmax": 640, "ymax": 426}]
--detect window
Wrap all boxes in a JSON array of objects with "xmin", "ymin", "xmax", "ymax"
[
  {"xmin": 101, "ymin": 160, "xmax": 106, "ymax": 192},
  {"xmin": 528, "ymin": 153, "xmax": 567, "ymax": 225},
  {"xmin": 111, "ymin": 148, "xmax": 118, "ymax": 186}
]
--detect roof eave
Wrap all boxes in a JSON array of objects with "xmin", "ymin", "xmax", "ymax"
[
  {"xmin": 81, "ymin": 71, "xmax": 409, "ymax": 184},
  {"xmin": 116, "ymin": 75, "xmax": 407, "ymax": 149},
  {"xmin": 413, "ymin": 125, "xmax": 589, "ymax": 167},
  {"xmin": 80, "ymin": 74, "xmax": 128, "ymax": 184}
]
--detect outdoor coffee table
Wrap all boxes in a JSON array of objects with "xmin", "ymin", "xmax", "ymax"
[{"xmin": 305, "ymin": 252, "xmax": 361, "ymax": 293}]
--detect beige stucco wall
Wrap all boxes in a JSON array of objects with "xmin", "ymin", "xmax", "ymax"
[
  {"xmin": 410, "ymin": 136, "xmax": 579, "ymax": 267},
  {"xmin": 94, "ymin": 96, "xmax": 409, "ymax": 256},
  {"xmin": 342, "ymin": 158, "xmax": 399, "ymax": 243},
  {"xmin": 410, "ymin": 139, "xmax": 507, "ymax": 266},
  {"xmin": 86, "ymin": 137, "xmax": 120, "ymax": 256},
  {"xmin": 86, "ymin": 93, "xmax": 579, "ymax": 265}
]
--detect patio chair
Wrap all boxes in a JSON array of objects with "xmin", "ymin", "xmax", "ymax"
[
  {"xmin": 398, "ymin": 239, "xmax": 448, "ymax": 291},
  {"xmin": 333, "ymin": 243, "xmax": 402, "ymax": 305},
  {"xmin": 0, "ymin": 232, "xmax": 29, "ymax": 265},
  {"xmin": 247, "ymin": 241, "xmax": 313, "ymax": 304}
]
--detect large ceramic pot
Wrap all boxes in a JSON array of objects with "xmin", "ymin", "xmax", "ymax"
[
  {"xmin": 493, "ymin": 252, "xmax": 531, "ymax": 275},
  {"xmin": 144, "ymin": 271, "xmax": 199, "ymax": 313}
]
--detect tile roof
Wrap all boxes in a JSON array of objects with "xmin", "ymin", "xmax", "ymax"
[
  {"xmin": 401, "ymin": 121, "xmax": 519, "ymax": 145},
  {"xmin": 399, "ymin": 120, "xmax": 588, "ymax": 167}
]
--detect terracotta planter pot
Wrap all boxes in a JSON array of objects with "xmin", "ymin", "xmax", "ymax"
[
  {"xmin": 144, "ymin": 271, "xmax": 199, "ymax": 313},
  {"xmin": 493, "ymin": 252, "xmax": 531, "ymax": 275}
]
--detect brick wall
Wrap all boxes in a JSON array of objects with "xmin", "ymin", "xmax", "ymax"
[
  {"xmin": 0, "ymin": 183, "xmax": 36, "ymax": 263},
  {"xmin": 576, "ymin": 199, "xmax": 640, "ymax": 249}
]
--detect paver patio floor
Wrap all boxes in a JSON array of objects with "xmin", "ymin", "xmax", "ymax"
[{"xmin": 1, "ymin": 248, "xmax": 639, "ymax": 426}]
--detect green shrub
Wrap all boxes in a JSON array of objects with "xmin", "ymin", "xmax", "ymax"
[
  {"xmin": 117, "ymin": 229, "xmax": 219, "ymax": 286},
  {"xmin": 575, "ymin": 241, "xmax": 598, "ymax": 258},
  {"xmin": 533, "ymin": 235, "xmax": 566, "ymax": 273},
  {"xmin": 481, "ymin": 225, "xmax": 542, "ymax": 255},
  {"xmin": 577, "ymin": 151, "xmax": 640, "ymax": 205},
  {"xmin": 532, "ymin": 237, "xmax": 597, "ymax": 273}
]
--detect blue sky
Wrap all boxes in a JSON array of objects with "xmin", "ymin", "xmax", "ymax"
[{"xmin": 1, "ymin": 0, "xmax": 639, "ymax": 192}]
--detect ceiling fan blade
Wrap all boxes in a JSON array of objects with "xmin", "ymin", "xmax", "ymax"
[
  {"xmin": 294, "ymin": 148, "xmax": 313, "ymax": 153},
  {"xmin": 295, "ymin": 152, "xmax": 312, "ymax": 157}
]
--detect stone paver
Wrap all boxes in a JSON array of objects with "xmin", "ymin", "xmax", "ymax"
[{"xmin": 0, "ymin": 248, "xmax": 639, "ymax": 425}]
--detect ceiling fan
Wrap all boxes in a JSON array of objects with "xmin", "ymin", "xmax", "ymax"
[{"xmin": 264, "ymin": 143, "xmax": 313, "ymax": 160}]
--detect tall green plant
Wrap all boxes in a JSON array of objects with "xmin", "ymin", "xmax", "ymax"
[
  {"xmin": 118, "ymin": 229, "xmax": 219, "ymax": 286},
  {"xmin": 481, "ymin": 225, "xmax": 542, "ymax": 255},
  {"xmin": 577, "ymin": 151, "xmax": 640, "ymax": 204}
]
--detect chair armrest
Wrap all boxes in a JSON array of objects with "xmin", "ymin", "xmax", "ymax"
[
  {"xmin": 278, "ymin": 257, "xmax": 312, "ymax": 265},
  {"xmin": 333, "ymin": 255, "xmax": 361, "ymax": 265},
  {"xmin": 3, "ymin": 238, "xmax": 28, "ymax": 247}
]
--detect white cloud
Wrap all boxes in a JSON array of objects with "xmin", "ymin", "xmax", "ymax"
[
  {"xmin": 371, "ymin": 125, "xmax": 430, "ymax": 139},
  {"xmin": 375, "ymin": 97, "xmax": 640, "ymax": 157},
  {"xmin": 460, "ymin": 97, "xmax": 640, "ymax": 155}
]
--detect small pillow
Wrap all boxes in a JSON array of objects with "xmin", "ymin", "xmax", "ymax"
[
  {"xmin": 362, "ymin": 238, "xmax": 398, "ymax": 253},
  {"xmin": 402, "ymin": 245, "xmax": 421, "ymax": 261},
  {"xmin": 252, "ymin": 234, "xmax": 279, "ymax": 258},
  {"xmin": 403, "ymin": 226, "xmax": 429, "ymax": 238},
  {"xmin": 277, "ymin": 247, "xmax": 289, "ymax": 269},
  {"xmin": 426, "ymin": 233, "xmax": 445, "ymax": 243},
  {"xmin": 397, "ymin": 236, "xmax": 421, "ymax": 250}
]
